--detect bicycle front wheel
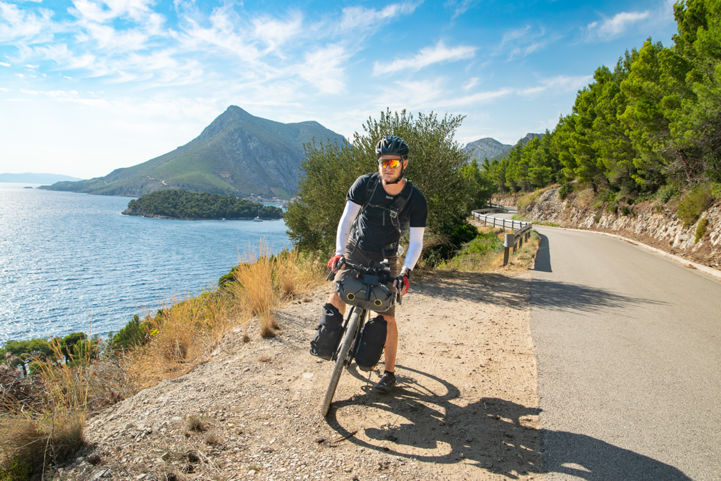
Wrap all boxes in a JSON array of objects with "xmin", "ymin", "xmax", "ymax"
[{"xmin": 320, "ymin": 308, "xmax": 363, "ymax": 417}]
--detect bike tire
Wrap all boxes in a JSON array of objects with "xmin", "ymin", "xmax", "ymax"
[{"xmin": 320, "ymin": 308, "xmax": 363, "ymax": 417}]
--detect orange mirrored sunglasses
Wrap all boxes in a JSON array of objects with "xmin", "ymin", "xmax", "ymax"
[{"xmin": 378, "ymin": 158, "xmax": 402, "ymax": 169}]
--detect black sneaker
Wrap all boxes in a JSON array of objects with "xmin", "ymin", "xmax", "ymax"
[{"xmin": 373, "ymin": 371, "xmax": 396, "ymax": 394}]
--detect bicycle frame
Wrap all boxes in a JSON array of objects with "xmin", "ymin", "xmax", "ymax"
[{"xmin": 320, "ymin": 257, "xmax": 398, "ymax": 417}]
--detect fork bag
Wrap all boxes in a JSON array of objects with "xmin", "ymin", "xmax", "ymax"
[
  {"xmin": 310, "ymin": 303, "xmax": 344, "ymax": 360},
  {"xmin": 354, "ymin": 315, "xmax": 387, "ymax": 371}
]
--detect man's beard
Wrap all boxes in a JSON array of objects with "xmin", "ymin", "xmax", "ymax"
[{"xmin": 383, "ymin": 168, "xmax": 404, "ymax": 184}]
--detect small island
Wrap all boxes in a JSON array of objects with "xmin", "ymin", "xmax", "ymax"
[{"xmin": 122, "ymin": 189, "xmax": 283, "ymax": 220}]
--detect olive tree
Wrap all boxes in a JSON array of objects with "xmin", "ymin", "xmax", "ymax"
[{"xmin": 285, "ymin": 109, "xmax": 474, "ymax": 256}]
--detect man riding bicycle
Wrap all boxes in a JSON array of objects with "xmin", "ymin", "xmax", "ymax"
[{"xmin": 317, "ymin": 135, "xmax": 427, "ymax": 394}]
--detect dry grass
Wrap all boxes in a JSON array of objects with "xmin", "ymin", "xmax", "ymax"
[
  {"xmin": 234, "ymin": 244, "xmax": 277, "ymax": 338},
  {"xmin": 186, "ymin": 415, "xmax": 208, "ymax": 433},
  {"xmin": 273, "ymin": 250, "xmax": 325, "ymax": 300},
  {"xmin": 125, "ymin": 292, "xmax": 234, "ymax": 389},
  {"xmin": 125, "ymin": 245, "xmax": 324, "ymax": 388},
  {"xmin": 1, "ymin": 342, "xmax": 89, "ymax": 479}
]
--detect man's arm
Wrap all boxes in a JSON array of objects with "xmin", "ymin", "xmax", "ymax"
[
  {"xmin": 401, "ymin": 227, "xmax": 425, "ymax": 273},
  {"xmin": 335, "ymin": 201, "xmax": 362, "ymax": 255}
]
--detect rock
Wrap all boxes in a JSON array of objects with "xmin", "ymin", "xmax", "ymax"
[{"xmin": 89, "ymin": 468, "xmax": 112, "ymax": 480}]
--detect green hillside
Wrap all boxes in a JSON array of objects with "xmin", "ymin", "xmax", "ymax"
[
  {"xmin": 122, "ymin": 190, "xmax": 282, "ymax": 220},
  {"xmin": 42, "ymin": 106, "xmax": 347, "ymax": 199}
]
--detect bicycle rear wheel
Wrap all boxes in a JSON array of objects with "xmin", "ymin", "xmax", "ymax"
[{"xmin": 320, "ymin": 307, "xmax": 363, "ymax": 417}]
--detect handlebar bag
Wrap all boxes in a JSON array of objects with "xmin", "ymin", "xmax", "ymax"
[{"xmin": 336, "ymin": 270, "xmax": 394, "ymax": 312}]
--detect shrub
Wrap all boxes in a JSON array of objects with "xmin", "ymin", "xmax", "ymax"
[
  {"xmin": 109, "ymin": 315, "xmax": 149, "ymax": 351},
  {"xmin": 464, "ymin": 231, "xmax": 503, "ymax": 256},
  {"xmin": 695, "ymin": 217, "xmax": 708, "ymax": 243},
  {"xmin": 437, "ymin": 230, "xmax": 504, "ymax": 271},
  {"xmin": 449, "ymin": 223, "xmax": 478, "ymax": 246},
  {"xmin": 678, "ymin": 184, "xmax": 714, "ymax": 228},
  {"xmin": 657, "ymin": 183, "xmax": 679, "ymax": 204},
  {"xmin": 558, "ymin": 182, "xmax": 573, "ymax": 200}
]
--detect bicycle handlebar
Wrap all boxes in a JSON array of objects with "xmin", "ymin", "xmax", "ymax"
[{"xmin": 326, "ymin": 256, "xmax": 402, "ymax": 305}]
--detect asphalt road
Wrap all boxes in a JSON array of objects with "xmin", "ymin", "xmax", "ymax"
[{"xmin": 530, "ymin": 226, "xmax": 721, "ymax": 481}]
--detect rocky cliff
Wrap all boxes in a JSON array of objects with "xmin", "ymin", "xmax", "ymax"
[{"xmin": 499, "ymin": 186, "xmax": 721, "ymax": 269}]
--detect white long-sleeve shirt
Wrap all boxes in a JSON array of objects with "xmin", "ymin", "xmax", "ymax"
[{"xmin": 335, "ymin": 200, "xmax": 425, "ymax": 272}]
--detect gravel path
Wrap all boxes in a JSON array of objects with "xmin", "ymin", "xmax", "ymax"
[{"xmin": 59, "ymin": 269, "xmax": 543, "ymax": 481}]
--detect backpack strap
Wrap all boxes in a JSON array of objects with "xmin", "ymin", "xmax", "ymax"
[{"xmin": 350, "ymin": 174, "xmax": 414, "ymax": 255}]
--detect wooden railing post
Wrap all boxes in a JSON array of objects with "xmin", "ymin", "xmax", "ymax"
[{"xmin": 503, "ymin": 233, "xmax": 513, "ymax": 266}]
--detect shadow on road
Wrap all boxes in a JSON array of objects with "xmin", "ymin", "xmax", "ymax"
[
  {"xmin": 419, "ymin": 270, "xmax": 665, "ymax": 313},
  {"xmin": 533, "ymin": 232, "xmax": 552, "ymax": 272},
  {"xmin": 326, "ymin": 365, "xmax": 690, "ymax": 480}
]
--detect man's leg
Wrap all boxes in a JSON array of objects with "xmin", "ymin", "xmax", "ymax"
[
  {"xmin": 373, "ymin": 314, "xmax": 398, "ymax": 394},
  {"xmin": 327, "ymin": 291, "xmax": 346, "ymax": 315},
  {"xmin": 382, "ymin": 315, "xmax": 397, "ymax": 372}
]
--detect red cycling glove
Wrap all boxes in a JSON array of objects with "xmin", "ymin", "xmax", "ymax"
[
  {"xmin": 327, "ymin": 254, "xmax": 343, "ymax": 271},
  {"xmin": 395, "ymin": 271, "xmax": 410, "ymax": 295}
]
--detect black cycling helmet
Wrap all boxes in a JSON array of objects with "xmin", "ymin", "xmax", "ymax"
[{"xmin": 375, "ymin": 135, "xmax": 409, "ymax": 159}]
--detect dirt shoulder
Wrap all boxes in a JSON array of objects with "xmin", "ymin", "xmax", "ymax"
[{"xmin": 60, "ymin": 269, "xmax": 543, "ymax": 481}]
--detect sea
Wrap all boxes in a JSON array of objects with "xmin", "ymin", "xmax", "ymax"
[{"xmin": 0, "ymin": 183, "xmax": 291, "ymax": 344}]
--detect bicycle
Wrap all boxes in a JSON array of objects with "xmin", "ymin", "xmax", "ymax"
[{"xmin": 320, "ymin": 258, "xmax": 401, "ymax": 417}]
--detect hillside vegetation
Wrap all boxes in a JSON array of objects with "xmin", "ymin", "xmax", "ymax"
[
  {"xmin": 483, "ymin": 0, "xmax": 721, "ymax": 209},
  {"xmin": 122, "ymin": 190, "xmax": 282, "ymax": 220}
]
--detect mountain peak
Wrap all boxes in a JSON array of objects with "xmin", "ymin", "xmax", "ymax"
[{"xmin": 41, "ymin": 107, "xmax": 346, "ymax": 199}]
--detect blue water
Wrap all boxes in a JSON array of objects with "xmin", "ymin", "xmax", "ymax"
[{"xmin": 0, "ymin": 184, "xmax": 291, "ymax": 344}]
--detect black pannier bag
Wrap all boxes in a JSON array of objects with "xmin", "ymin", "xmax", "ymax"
[
  {"xmin": 310, "ymin": 303, "xmax": 344, "ymax": 360},
  {"xmin": 354, "ymin": 315, "xmax": 387, "ymax": 371}
]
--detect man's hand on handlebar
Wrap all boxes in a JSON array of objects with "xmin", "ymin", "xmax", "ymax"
[
  {"xmin": 394, "ymin": 269, "xmax": 410, "ymax": 296},
  {"xmin": 327, "ymin": 254, "xmax": 343, "ymax": 271},
  {"xmin": 326, "ymin": 254, "xmax": 345, "ymax": 281}
]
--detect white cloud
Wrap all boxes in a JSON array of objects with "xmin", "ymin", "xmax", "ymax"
[
  {"xmin": 176, "ymin": 5, "xmax": 262, "ymax": 63},
  {"xmin": 445, "ymin": 0, "xmax": 476, "ymax": 20},
  {"xmin": 439, "ymin": 87, "xmax": 513, "ymax": 108},
  {"xmin": 252, "ymin": 11, "xmax": 303, "ymax": 55},
  {"xmin": 496, "ymin": 25, "xmax": 551, "ymax": 60},
  {"xmin": 297, "ymin": 44, "xmax": 349, "ymax": 94},
  {"xmin": 464, "ymin": 77, "xmax": 479, "ymax": 91},
  {"xmin": 70, "ymin": 0, "xmax": 157, "ymax": 24},
  {"xmin": 0, "ymin": 61, "xmax": 10, "ymax": 67},
  {"xmin": 81, "ymin": 22, "xmax": 152, "ymax": 52},
  {"xmin": 587, "ymin": 11, "xmax": 651, "ymax": 39},
  {"xmin": 519, "ymin": 75, "xmax": 592, "ymax": 96},
  {"xmin": 339, "ymin": 2, "xmax": 419, "ymax": 31},
  {"xmin": 0, "ymin": 1, "xmax": 57, "ymax": 43},
  {"xmin": 373, "ymin": 40, "xmax": 476, "ymax": 75}
]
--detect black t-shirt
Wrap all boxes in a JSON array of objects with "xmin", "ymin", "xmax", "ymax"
[{"xmin": 347, "ymin": 173, "xmax": 427, "ymax": 253}]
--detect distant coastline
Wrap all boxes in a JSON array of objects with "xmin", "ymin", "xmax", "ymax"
[{"xmin": 0, "ymin": 173, "xmax": 83, "ymax": 184}]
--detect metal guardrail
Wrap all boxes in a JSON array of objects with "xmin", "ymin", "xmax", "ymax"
[
  {"xmin": 471, "ymin": 209, "xmax": 533, "ymax": 266},
  {"xmin": 473, "ymin": 202, "xmax": 507, "ymax": 214}
]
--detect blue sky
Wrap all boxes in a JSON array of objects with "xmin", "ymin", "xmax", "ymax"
[{"xmin": 1, "ymin": 0, "xmax": 678, "ymax": 179}]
